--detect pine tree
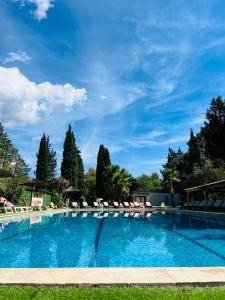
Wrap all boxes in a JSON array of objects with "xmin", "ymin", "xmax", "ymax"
[
  {"xmin": 0, "ymin": 123, "xmax": 29, "ymax": 176},
  {"xmin": 96, "ymin": 145, "xmax": 111, "ymax": 198},
  {"xmin": 61, "ymin": 125, "xmax": 78, "ymax": 187},
  {"xmin": 36, "ymin": 134, "xmax": 49, "ymax": 183}
]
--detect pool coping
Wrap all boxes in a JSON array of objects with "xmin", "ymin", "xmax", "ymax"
[{"xmin": 1, "ymin": 267, "xmax": 225, "ymax": 286}]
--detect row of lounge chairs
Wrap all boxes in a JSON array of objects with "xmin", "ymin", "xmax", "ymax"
[
  {"xmin": 0, "ymin": 205, "xmax": 49, "ymax": 214},
  {"xmin": 71, "ymin": 201, "xmax": 153, "ymax": 209},
  {"xmin": 188, "ymin": 200, "xmax": 225, "ymax": 211}
]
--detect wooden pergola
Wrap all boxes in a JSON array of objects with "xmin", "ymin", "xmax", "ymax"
[{"xmin": 184, "ymin": 180, "xmax": 225, "ymax": 204}]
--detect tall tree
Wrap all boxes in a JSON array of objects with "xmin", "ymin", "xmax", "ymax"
[
  {"xmin": 162, "ymin": 168, "xmax": 180, "ymax": 207},
  {"xmin": 36, "ymin": 134, "xmax": 49, "ymax": 183},
  {"xmin": 187, "ymin": 129, "xmax": 203, "ymax": 171},
  {"xmin": 96, "ymin": 144, "xmax": 111, "ymax": 198},
  {"xmin": 61, "ymin": 125, "xmax": 78, "ymax": 187},
  {"xmin": 46, "ymin": 137, "xmax": 57, "ymax": 181},
  {"xmin": 0, "ymin": 123, "xmax": 30, "ymax": 199},
  {"xmin": 84, "ymin": 168, "xmax": 96, "ymax": 204},
  {"xmin": 201, "ymin": 96, "xmax": 225, "ymax": 161},
  {"xmin": 136, "ymin": 173, "xmax": 161, "ymax": 192},
  {"xmin": 77, "ymin": 148, "xmax": 84, "ymax": 192}
]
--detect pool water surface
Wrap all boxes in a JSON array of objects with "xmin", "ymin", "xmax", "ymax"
[{"xmin": 1, "ymin": 211, "xmax": 225, "ymax": 268}]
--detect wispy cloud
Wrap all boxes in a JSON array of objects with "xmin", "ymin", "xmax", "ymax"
[
  {"xmin": 12, "ymin": 0, "xmax": 54, "ymax": 21},
  {"xmin": 3, "ymin": 51, "xmax": 31, "ymax": 63}
]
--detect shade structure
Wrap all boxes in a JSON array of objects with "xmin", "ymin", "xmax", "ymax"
[
  {"xmin": 20, "ymin": 179, "xmax": 45, "ymax": 189},
  {"xmin": 63, "ymin": 186, "xmax": 80, "ymax": 193}
]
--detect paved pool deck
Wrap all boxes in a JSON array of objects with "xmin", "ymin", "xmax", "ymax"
[{"xmin": 1, "ymin": 267, "xmax": 225, "ymax": 286}]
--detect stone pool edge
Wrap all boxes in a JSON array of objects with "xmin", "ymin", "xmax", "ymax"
[{"xmin": 1, "ymin": 267, "xmax": 225, "ymax": 286}]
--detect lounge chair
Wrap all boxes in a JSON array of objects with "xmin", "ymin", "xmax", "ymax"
[
  {"xmin": 71, "ymin": 202, "xmax": 78, "ymax": 208},
  {"xmin": 82, "ymin": 202, "xmax": 88, "ymax": 209},
  {"xmin": 113, "ymin": 202, "xmax": 119, "ymax": 208},
  {"xmin": 123, "ymin": 202, "xmax": 130, "ymax": 208},
  {"xmin": 134, "ymin": 202, "xmax": 139, "ymax": 208},
  {"xmin": 145, "ymin": 202, "xmax": 152, "ymax": 208},
  {"xmin": 129, "ymin": 202, "xmax": 135, "ymax": 208},
  {"xmin": 93, "ymin": 202, "xmax": 99, "ymax": 208},
  {"xmin": 0, "ymin": 206, "xmax": 13, "ymax": 213},
  {"xmin": 119, "ymin": 203, "xmax": 124, "ymax": 208},
  {"xmin": 103, "ymin": 202, "xmax": 109, "ymax": 208}
]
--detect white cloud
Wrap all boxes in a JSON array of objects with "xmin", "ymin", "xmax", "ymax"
[
  {"xmin": 13, "ymin": 0, "xmax": 54, "ymax": 21},
  {"xmin": 4, "ymin": 51, "xmax": 31, "ymax": 63},
  {"xmin": 0, "ymin": 66, "xmax": 86, "ymax": 127}
]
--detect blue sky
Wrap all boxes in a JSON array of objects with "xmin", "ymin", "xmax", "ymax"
[{"xmin": 1, "ymin": 0, "xmax": 225, "ymax": 177}]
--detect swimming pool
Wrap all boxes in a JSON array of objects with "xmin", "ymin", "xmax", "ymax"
[{"xmin": 1, "ymin": 211, "xmax": 225, "ymax": 268}]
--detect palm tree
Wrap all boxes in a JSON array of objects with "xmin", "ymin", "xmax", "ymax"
[
  {"xmin": 162, "ymin": 168, "xmax": 180, "ymax": 207},
  {"xmin": 106, "ymin": 165, "xmax": 132, "ymax": 201}
]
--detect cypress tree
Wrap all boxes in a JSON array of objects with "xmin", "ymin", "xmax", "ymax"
[
  {"xmin": 96, "ymin": 145, "xmax": 111, "ymax": 198},
  {"xmin": 46, "ymin": 137, "xmax": 57, "ymax": 181},
  {"xmin": 77, "ymin": 149, "xmax": 84, "ymax": 192},
  {"xmin": 36, "ymin": 134, "xmax": 48, "ymax": 182},
  {"xmin": 61, "ymin": 125, "xmax": 78, "ymax": 187}
]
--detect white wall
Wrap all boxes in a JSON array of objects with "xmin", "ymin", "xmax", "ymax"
[{"xmin": 147, "ymin": 192, "xmax": 180, "ymax": 207}]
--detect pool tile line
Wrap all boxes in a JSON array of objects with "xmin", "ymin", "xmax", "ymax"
[
  {"xmin": 88, "ymin": 218, "xmax": 104, "ymax": 267},
  {"xmin": 155, "ymin": 222, "xmax": 225, "ymax": 263}
]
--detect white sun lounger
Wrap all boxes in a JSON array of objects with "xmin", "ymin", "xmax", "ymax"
[
  {"xmin": 71, "ymin": 202, "xmax": 78, "ymax": 208},
  {"xmin": 113, "ymin": 202, "xmax": 119, "ymax": 208},
  {"xmin": 103, "ymin": 202, "xmax": 109, "ymax": 208},
  {"xmin": 123, "ymin": 202, "xmax": 130, "ymax": 208},
  {"xmin": 82, "ymin": 202, "xmax": 88, "ymax": 208},
  {"xmin": 145, "ymin": 202, "xmax": 152, "ymax": 208},
  {"xmin": 93, "ymin": 202, "xmax": 99, "ymax": 208}
]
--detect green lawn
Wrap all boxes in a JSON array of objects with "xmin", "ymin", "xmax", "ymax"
[{"xmin": 1, "ymin": 286, "xmax": 225, "ymax": 300}]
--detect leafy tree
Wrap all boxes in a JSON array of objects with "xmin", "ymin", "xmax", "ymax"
[
  {"xmin": 136, "ymin": 173, "xmax": 161, "ymax": 192},
  {"xmin": 0, "ymin": 123, "xmax": 30, "ymax": 200},
  {"xmin": 161, "ymin": 168, "xmax": 180, "ymax": 207},
  {"xmin": 201, "ymin": 96, "xmax": 225, "ymax": 161},
  {"xmin": 96, "ymin": 144, "xmax": 111, "ymax": 198},
  {"xmin": 84, "ymin": 168, "xmax": 96, "ymax": 205},
  {"xmin": 61, "ymin": 125, "xmax": 78, "ymax": 187}
]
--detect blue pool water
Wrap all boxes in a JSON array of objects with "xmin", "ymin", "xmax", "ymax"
[{"xmin": 1, "ymin": 211, "xmax": 225, "ymax": 267}]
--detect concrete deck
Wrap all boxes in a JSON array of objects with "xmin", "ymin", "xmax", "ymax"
[{"xmin": 0, "ymin": 267, "xmax": 225, "ymax": 286}]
